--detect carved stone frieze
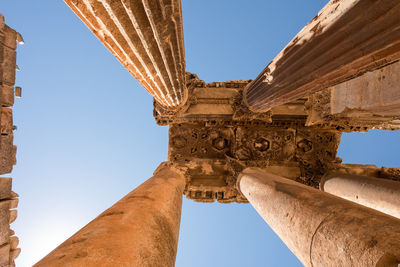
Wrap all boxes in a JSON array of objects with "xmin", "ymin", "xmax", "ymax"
[
  {"xmin": 234, "ymin": 127, "xmax": 295, "ymax": 162},
  {"xmin": 169, "ymin": 122, "xmax": 342, "ymax": 203},
  {"xmin": 169, "ymin": 124, "xmax": 233, "ymax": 161}
]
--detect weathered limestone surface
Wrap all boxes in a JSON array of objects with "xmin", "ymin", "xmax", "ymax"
[
  {"xmin": 245, "ymin": 0, "xmax": 400, "ymax": 112},
  {"xmin": 238, "ymin": 168, "xmax": 400, "ymax": 267},
  {"xmin": 331, "ymin": 61, "xmax": 400, "ymax": 116},
  {"xmin": 0, "ymin": 177, "xmax": 11, "ymax": 200},
  {"xmin": 0, "ymin": 178, "xmax": 19, "ymax": 267},
  {"xmin": 306, "ymin": 60, "xmax": 400, "ymax": 130},
  {"xmin": 169, "ymin": 122, "xmax": 341, "ymax": 203},
  {"xmin": 64, "ymin": 0, "xmax": 187, "ymax": 109},
  {"xmin": 0, "ymin": 14, "xmax": 17, "ymax": 175},
  {"xmin": 35, "ymin": 164, "xmax": 185, "ymax": 267},
  {"xmin": 0, "ymin": 15, "xmax": 19, "ymax": 267},
  {"xmin": 320, "ymin": 173, "xmax": 400, "ymax": 219}
]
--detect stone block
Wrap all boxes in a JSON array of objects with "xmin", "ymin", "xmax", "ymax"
[
  {"xmin": 360, "ymin": 70, "xmax": 381, "ymax": 109},
  {"xmin": 0, "ymin": 26, "xmax": 17, "ymax": 50},
  {"xmin": 331, "ymin": 83, "xmax": 347, "ymax": 114},
  {"xmin": 0, "ymin": 107, "xmax": 12, "ymax": 134},
  {"xmin": 331, "ymin": 61, "xmax": 400, "ymax": 116},
  {"xmin": 0, "ymin": 45, "xmax": 16, "ymax": 85},
  {"xmin": 9, "ymin": 248, "xmax": 20, "ymax": 261},
  {"xmin": 0, "ymin": 200, "xmax": 10, "ymax": 246},
  {"xmin": 0, "ymin": 134, "xmax": 15, "ymax": 174},
  {"xmin": 9, "ymin": 236, "xmax": 18, "ymax": 250},
  {"xmin": 0, "ymin": 15, "xmax": 5, "ymax": 30},
  {"xmin": 14, "ymin": 86, "xmax": 20, "ymax": 98},
  {"xmin": 6, "ymin": 199, "xmax": 17, "ymax": 209},
  {"xmin": 0, "ymin": 178, "xmax": 11, "ymax": 200},
  {"xmin": 8, "ymin": 209, "xmax": 16, "ymax": 224},
  {"xmin": 0, "ymin": 83, "xmax": 14, "ymax": 107},
  {"xmin": 380, "ymin": 61, "xmax": 400, "ymax": 109},
  {"xmin": 0, "ymin": 243, "xmax": 10, "ymax": 267}
]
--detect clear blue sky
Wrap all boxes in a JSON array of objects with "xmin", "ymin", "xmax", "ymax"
[{"xmin": 1, "ymin": 1, "xmax": 399, "ymax": 266}]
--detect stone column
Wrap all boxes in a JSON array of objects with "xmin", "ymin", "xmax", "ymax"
[
  {"xmin": 320, "ymin": 173, "xmax": 400, "ymax": 219},
  {"xmin": 238, "ymin": 168, "xmax": 400, "ymax": 266},
  {"xmin": 244, "ymin": 0, "xmax": 400, "ymax": 112},
  {"xmin": 35, "ymin": 164, "xmax": 185, "ymax": 267},
  {"xmin": 64, "ymin": 0, "xmax": 187, "ymax": 109}
]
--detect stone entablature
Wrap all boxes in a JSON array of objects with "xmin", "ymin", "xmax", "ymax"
[
  {"xmin": 306, "ymin": 60, "xmax": 400, "ymax": 131},
  {"xmin": 158, "ymin": 74, "xmax": 400, "ymax": 203}
]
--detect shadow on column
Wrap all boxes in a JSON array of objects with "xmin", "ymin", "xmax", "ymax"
[{"xmin": 238, "ymin": 168, "xmax": 400, "ymax": 267}]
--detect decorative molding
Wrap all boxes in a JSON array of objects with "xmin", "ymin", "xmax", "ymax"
[{"xmin": 169, "ymin": 122, "xmax": 343, "ymax": 203}]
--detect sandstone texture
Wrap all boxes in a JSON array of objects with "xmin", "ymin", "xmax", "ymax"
[
  {"xmin": 320, "ymin": 173, "xmax": 400, "ymax": 219},
  {"xmin": 34, "ymin": 0, "xmax": 400, "ymax": 266},
  {"xmin": 0, "ymin": 14, "xmax": 20, "ymax": 267},
  {"xmin": 239, "ymin": 168, "xmax": 400, "ymax": 267}
]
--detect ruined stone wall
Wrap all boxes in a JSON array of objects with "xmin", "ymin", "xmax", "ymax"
[
  {"xmin": 0, "ymin": 178, "xmax": 19, "ymax": 266},
  {"xmin": 0, "ymin": 14, "xmax": 20, "ymax": 266}
]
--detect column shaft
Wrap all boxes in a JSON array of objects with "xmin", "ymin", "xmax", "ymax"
[
  {"xmin": 64, "ymin": 0, "xmax": 187, "ymax": 109},
  {"xmin": 244, "ymin": 0, "xmax": 400, "ymax": 112},
  {"xmin": 320, "ymin": 173, "xmax": 400, "ymax": 219},
  {"xmin": 238, "ymin": 168, "xmax": 400, "ymax": 266},
  {"xmin": 35, "ymin": 164, "xmax": 185, "ymax": 267}
]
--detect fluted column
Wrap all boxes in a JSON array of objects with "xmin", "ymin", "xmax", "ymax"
[
  {"xmin": 245, "ymin": 0, "xmax": 400, "ymax": 112},
  {"xmin": 35, "ymin": 164, "xmax": 185, "ymax": 267},
  {"xmin": 64, "ymin": 0, "xmax": 187, "ymax": 108},
  {"xmin": 320, "ymin": 173, "xmax": 400, "ymax": 219},
  {"xmin": 238, "ymin": 168, "xmax": 400, "ymax": 266}
]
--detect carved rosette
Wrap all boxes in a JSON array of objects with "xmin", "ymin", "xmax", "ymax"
[{"xmin": 169, "ymin": 122, "xmax": 344, "ymax": 203}]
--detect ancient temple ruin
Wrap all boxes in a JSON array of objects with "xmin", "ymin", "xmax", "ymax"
[
  {"xmin": 0, "ymin": 14, "xmax": 21, "ymax": 267},
  {"xmin": 1, "ymin": 0, "xmax": 400, "ymax": 266}
]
